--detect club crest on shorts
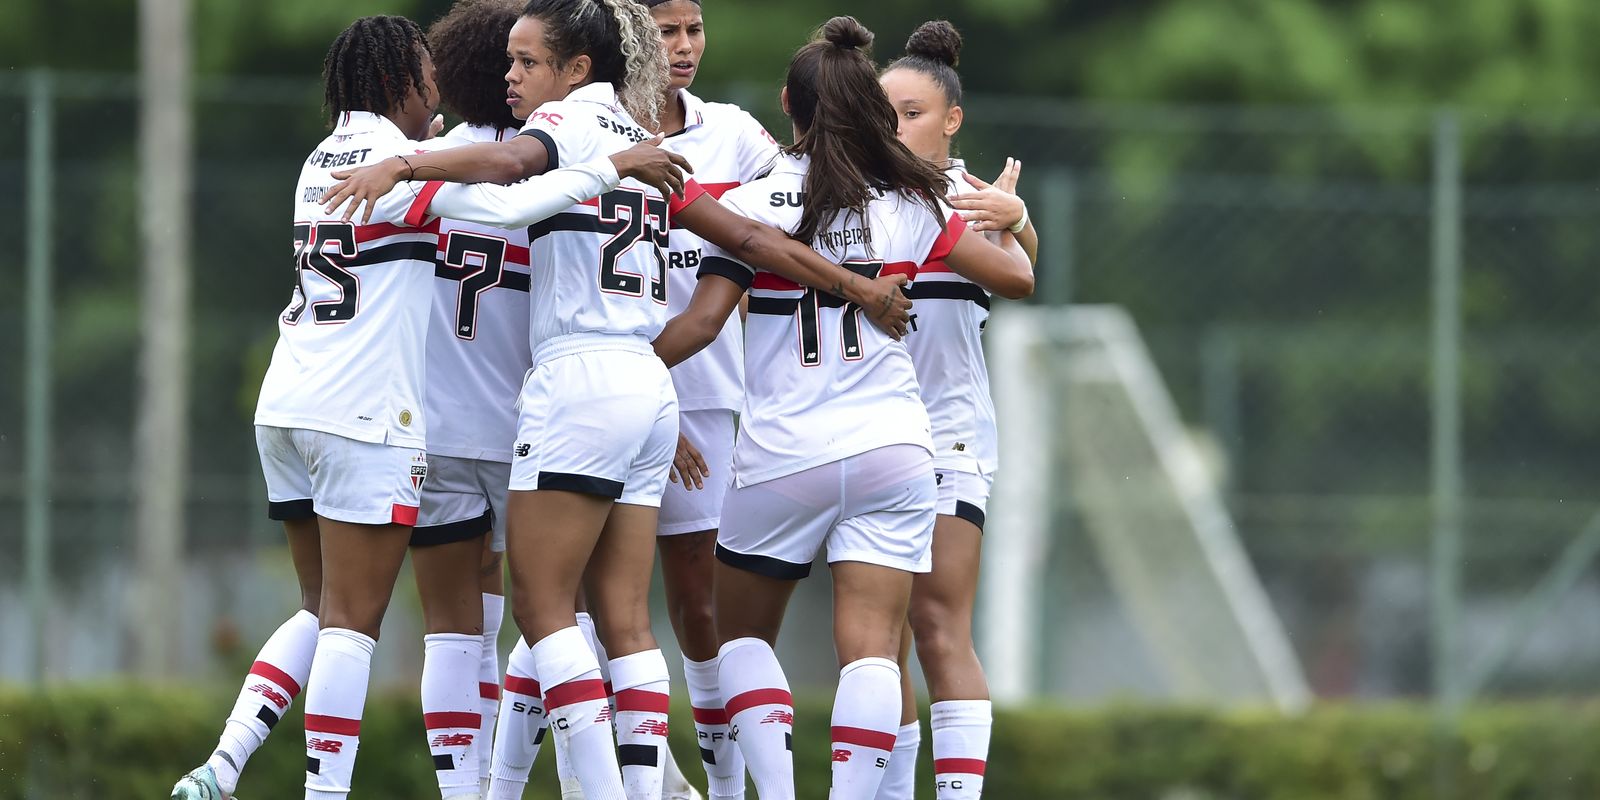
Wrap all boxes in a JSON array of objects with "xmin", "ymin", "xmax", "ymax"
[{"xmin": 410, "ymin": 454, "xmax": 428, "ymax": 489}]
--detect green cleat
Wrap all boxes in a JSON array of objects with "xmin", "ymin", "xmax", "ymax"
[{"xmin": 170, "ymin": 765, "xmax": 231, "ymax": 800}]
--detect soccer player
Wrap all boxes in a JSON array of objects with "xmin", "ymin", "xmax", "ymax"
[
  {"xmin": 876, "ymin": 20, "xmax": 1039, "ymax": 800},
  {"xmin": 169, "ymin": 15, "xmax": 684, "ymax": 800},
  {"xmin": 650, "ymin": 17, "xmax": 1032, "ymax": 800},
  {"xmin": 411, "ymin": 2, "xmax": 539, "ymax": 797},
  {"xmin": 319, "ymin": 2, "xmax": 916, "ymax": 798},
  {"xmin": 636, "ymin": 2, "xmax": 781, "ymax": 798}
]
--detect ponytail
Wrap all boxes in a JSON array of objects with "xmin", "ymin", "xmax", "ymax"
[{"xmin": 784, "ymin": 16, "xmax": 948, "ymax": 245}]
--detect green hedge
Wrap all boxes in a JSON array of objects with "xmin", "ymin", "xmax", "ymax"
[{"xmin": 4, "ymin": 687, "xmax": 1600, "ymax": 799}]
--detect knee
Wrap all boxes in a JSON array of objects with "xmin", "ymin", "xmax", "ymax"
[{"xmin": 909, "ymin": 603, "xmax": 972, "ymax": 663}]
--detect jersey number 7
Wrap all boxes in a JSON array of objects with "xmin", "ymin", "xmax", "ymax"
[
  {"xmin": 286, "ymin": 221, "xmax": 359, "ymax": 325},
  {"xmin": 798, "ymin": 260, "xmax": 885, "ymax": 366},
  {"xmin": 440, "ymin": 231, "xmax": 510, "ymax": 340}
]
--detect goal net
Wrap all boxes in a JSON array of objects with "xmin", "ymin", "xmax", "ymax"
[{"xmin": 980, "ymin": 304, "xmax": 1309, "ymax": 711}]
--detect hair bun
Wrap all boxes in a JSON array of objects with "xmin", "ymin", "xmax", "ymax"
[
  {"xmin": 906, "ymin": 19, "xmax": 961, "ymax": 68},
  {"xmin": 821, "ymin": 16, "xmax": 874, "ymax": 52}
]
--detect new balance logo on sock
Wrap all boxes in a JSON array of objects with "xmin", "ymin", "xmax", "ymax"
[
  {"xmin": 307, "ymin": 738, "xmax": 344, "ymax": 754},
  {"xmin": 832, "ymin": 749, "xmax": 851, "ymax": 763},
  {"xmin": 632, "ymin": 720, "xmax": 669, "ymax": 736},
  {"xmin": 249, "ymin": 683, "xmax": 290, "ymax": 709},
  {"xmin": 761, "ymin": 710, "xmax": 794, "ymax": 725},
  {"xmin": 430, "ymin": 733, "xmax": 475, "ymax": 748},
  {"xmin": 594, "ymin": 706, "xmax": 613, "ymax": 724}
]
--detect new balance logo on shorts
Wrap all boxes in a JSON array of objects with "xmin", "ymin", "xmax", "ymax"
[{"xmin": 515, "ymin": 442, "xmax": 531, "ymax": 457}]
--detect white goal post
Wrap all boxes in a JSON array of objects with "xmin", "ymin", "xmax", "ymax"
[{"xmin": 980, "ymin": 304, "xmax": 1310, "ymax": 712}]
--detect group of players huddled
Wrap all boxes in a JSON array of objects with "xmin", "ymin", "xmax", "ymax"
[{"xmin": 172, "ymin": 1, "xmax": 1037, "ymax": 799}]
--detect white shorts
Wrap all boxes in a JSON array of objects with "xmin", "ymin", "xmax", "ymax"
[
  {"xmin": 935, "ymin": 468, "xmax": 993, "ymax": 532},
  {"xmin": 716, "ymin": 444, "xmax": 936, "ymax": 579},
  {"xmin": 509, "ymin": 339, "xmax": 679, "ymax": 507},
  {"xmin": 256, "ymin": 425, "xmax": 426, "ymax": 526},
  {"xmin": 413, "ymin": 455, "xmax": 511, "ymax": 552},
  {"xmin": 658, "ymin": 409, "xmax": 736, "ymax": 536}
]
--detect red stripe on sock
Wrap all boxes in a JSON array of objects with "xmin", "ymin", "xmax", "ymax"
[
  {"xmin": 248, "ymin": 661, "xmax": 303, "ymax": 698},
  {"xmin": 424, "ymin": 711, "xmax": 482, "ymax": 730},
  {"xmin": 603, "ymin": 680, "xmax": 614, "ymax": 697},
  {"xmin": 725, "ymin": 688, "xmax": 793, "ymax": 719},
  {"xmin": 832, "ymin": 726, "xmax": 897, "ymax": 752},
  {"xmin": 935, "ymin": 758, "xmax": 987, "ymax": 777},
  {"xmin": 544, "ymin": 678, "xmax": 607, "ymax": 710},
  {"xmin": 480, "ymin": 681, "xmax": 501, "ymax": 700},
  {"xmin": 692, "ymin": 706, "xmax": 729, "ymax": 725},
  {"xmin": 304, "ymin": 714, "xmax": 361, "ymax": 736},
  {"xmin": 614, "ymin": 688, "xmax": 670, "ymax": 714},
  {"xmin": 504, "ymin": 675, "xmax": 542, "ymax": 698}
]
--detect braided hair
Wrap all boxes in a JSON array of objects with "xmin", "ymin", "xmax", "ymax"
[
  {"xmin": 520, "ymin": 0, "xmax": 668, "ymax": 127},
  {"xmin": 430, "ymin": 0, "xmax": 523, "ymax": 130},
  {"xmin": 323, "ymin": 15, "xmax": 432, "ymax": 128}
]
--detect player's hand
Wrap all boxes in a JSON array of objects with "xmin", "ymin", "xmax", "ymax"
[
  {"xmin": 609, "ymin": 135, "xmax": 693, "ymax": 200},
  {"xmin": 955, "ymin": 159, "xmax": 1026, "ymax": 233},
  {"xmin": 669, "ymin": 433, "xmax": 709, "ymax": 490},
  {"xmin": 322, "ymin": 157, "xmax": 410, "ymax": 225},
  {"xmin": 427, "ymin": 114, "xmax": 446, "ymax": 140},
  {"xmin": 862, "ymin": 273, "xmax": 913, "ymax": 340}
]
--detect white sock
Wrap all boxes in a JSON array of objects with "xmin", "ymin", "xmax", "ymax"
[
  {"xmin": 205, "ymin": 609, "xmax": 319, "ymax": 795},
  {"xmin": 303, "ymin": 628, "xmax": 376, "ymax": 800},
  {"xmin": 874, "ymin": 721, "xmax": 922, "ymax": 800},
  {"xmin": 488, "ymin": 638, "xmax": 547, "ymax": 800},
  {"xmin": 930, "ymin": 700, "xmax": 990, "ymax": 800},
  {"xmin": 685, "ymin": 655, "xmax": 745, "ymax": 800},
  {"xmin": 479, "ymin": 593, "xmax": 505, "ymax": 795},
  {"xmin": 717, "ymin": 638, "xmax": 793, "ymax": 799},
  {"xmin": 572, "ymin": 612, "xmax": 611, "ymax": 799},
  {"xmin": 830, "ymin": 657, "xmax": 902, "ymax": 799},
  {"xmin": 535, "ymin": 626, "xmax": 626, "ymax": 800},
  {"xmin": 424, "ymin": 633, "xmax": 485, "ymax": 798},
  {"xmin": 610, "ymin": 649, "xmax": 671, "ymax": 799}
]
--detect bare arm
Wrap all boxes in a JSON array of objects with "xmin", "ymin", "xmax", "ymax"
[
  {"xmin": 653, "ymin": 273, "xmax": 746, "ymax": 368},
  {"xmin": 321, "ymin": 136, "xmax": 552, "ymax": 224},
  {"xmin": 674, "ymin": 194, "xmax": 912, "ymax": 338},
  {"xmin": 944, "ymin": 224, "xmax": 1034, "ymax": 300}
]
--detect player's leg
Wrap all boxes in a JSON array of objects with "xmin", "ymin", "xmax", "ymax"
[
  {"xmin": 713, "ymin": 459, "xmax": 839, "ymax": 800},
  {"xmin": 587, "ymin": 390, "xmax": 679, "ymax": 800},
  {"xmin": 478, "ymin": 531, "xmax": 507, "ymax": 797},
  {"xmin": 910, "ymin": 476, "xmax": 991, "ymax": 800},
  {"xmin": 412, "ymin": 488, "xmax": 491, "ymax": 800},
  {"xmin": 825, "ymin": 444, "xmax": 937, "ymax": 800},
  {"xmin": 173, "ymin": 426, "xmax": 322, "ymax": 800},
  {"xmin": 875, "ymin": 620, "xmax": 921, "ymax": 800},
  {"xmin": 300, "ymin": 431, "xmax": 424, "ymax": 800},
  {"xmin": 659, "ymin": 408, "xmax": 739, "ymax": 800},
  {"xmin": 488, "ymin": 633, "xmax": 551, "ymax": 800}
]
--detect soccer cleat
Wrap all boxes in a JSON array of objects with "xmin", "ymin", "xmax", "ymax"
[
  {"xmin": 170, "ymin": 765, "xmax": 230, "ymax": 800},
  {"xmin": 663, "ymin": 788, "xmax": 705, "ymax": 800}
]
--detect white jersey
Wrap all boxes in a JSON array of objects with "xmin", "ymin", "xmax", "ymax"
[
  {"xmin": 659, "ymin": 90, "xmax": 781, "ymax": 411},
  {"xmin": 511, "ymin": 82, "xmax": 706, "ymax": 351},
  {"xmin": 701, "ymin": 155, "xmax": 967, "ymax": 487},
  {"xmin": 904, "ymin": 160, "xmax": 999, "ymax": 475},
  {"xmin": 423, "ymin": 123, "xmax": 532, "ymax": 462},
  {"xmin": 255, "ymin": 111, "xmax": 446, "ymax": 448}
]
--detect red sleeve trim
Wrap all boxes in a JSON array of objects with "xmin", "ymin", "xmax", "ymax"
[
  {"xmin": 668, "ymin": 178, "xmax": 709, "ymax": 217},
  {"xmin": 404, "ymin": 180, "xmax": 445, "ymax": 228},
  {"xmin": 924, "ymin": 211, "xmax": 968, "ymax": 265}
]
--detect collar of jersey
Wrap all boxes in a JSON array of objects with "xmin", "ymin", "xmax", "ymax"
[
  {"xmin": 566, "ymin": 82, "xmax": 621, "ymax": 111},
  {"xmin": 675, "ymin": 88, "xmax": 708, "ymax": 131},
  {"xmin": 770, "ymin": 153, "xmax": 810, "ymax": 176},
  {"xmin": 449, "ymin": 122, "xmax": 518, "ymax": 143},
  {"xmin": 946, "ymin": 157, "xmax": 967, "ymax": 172},
  {"xmin": 333, "ymin": 110, "xmax": 408, "ymax": 139}
]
